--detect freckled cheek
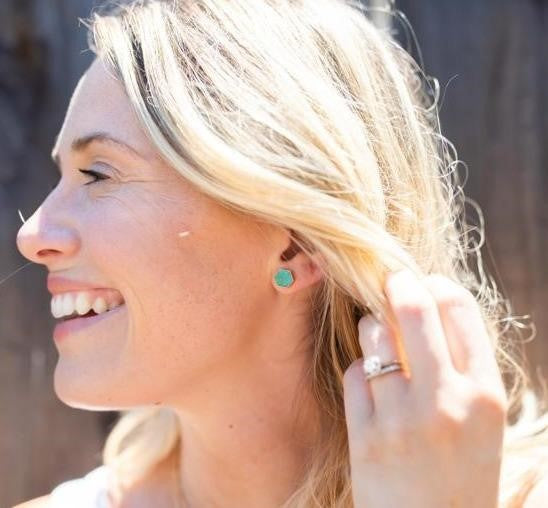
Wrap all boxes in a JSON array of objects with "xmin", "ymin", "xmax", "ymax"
[
  {"xmin": 126, "ymin": 250, "xmax": 231, "ymax": 343},
  {"xmin": 83, "ymin": 218, "xmax": 138, "ymax": 271},
  {"xmin": 82, "ymin": 198, "xmax": 244, "ymax": 339}
]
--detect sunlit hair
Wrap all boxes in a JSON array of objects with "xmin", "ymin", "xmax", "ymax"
[{"xmin": 81, "ymin": 0, "xmax": 548, "ymax": 505}]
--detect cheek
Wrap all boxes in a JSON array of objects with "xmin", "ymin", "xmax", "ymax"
[
  {"xmin": 126, "ymin": 231, "xmax": 270, "ymax": 388},
  {"xmin": 61, "ymin": 192, "xmax": 273, "ymax": 407},
  {"xmin": 128, "ymin": 241, "xmax": 267, "ymax": 367}
]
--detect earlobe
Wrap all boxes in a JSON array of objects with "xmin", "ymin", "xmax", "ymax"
[
  {"xmin": 272, "ymin": 257, "xmax": 325, "ymax": 292},
  {"xmin": 273, "ymin": 232, "xmax": 325, "ymax": 291}
]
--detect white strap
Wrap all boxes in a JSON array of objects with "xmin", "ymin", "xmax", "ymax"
[{"xmin": 49, "ymin": 465, "xmax": 112, "ymax": 508}]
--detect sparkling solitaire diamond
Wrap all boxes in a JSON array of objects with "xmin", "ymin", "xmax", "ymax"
[{"xmin": 363, "ymin": 355, "xmax": 382, "ymax": 376}]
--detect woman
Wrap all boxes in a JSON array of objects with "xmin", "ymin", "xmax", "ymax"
[{"xmin": 14, "ymin": 0, "xmax": 548, "ymax": 506}]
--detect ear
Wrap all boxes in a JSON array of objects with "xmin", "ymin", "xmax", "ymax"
[{"xmin": 272, "ymin": 235, "xmax": 325, "ymax": 293}]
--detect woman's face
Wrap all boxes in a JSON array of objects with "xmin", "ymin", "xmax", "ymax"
[{"xmin": 16, "ymin": 58, "xmax": 314, "ymax": 410}]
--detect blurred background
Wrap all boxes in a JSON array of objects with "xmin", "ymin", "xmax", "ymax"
[{"xmin": 1, "ymin": 0, "xmax": 546, "ymax": 505}]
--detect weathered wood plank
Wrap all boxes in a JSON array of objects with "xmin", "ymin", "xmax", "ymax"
[{"xmin": 396, "ymin": 0, "xmax": 548, "ymax": 377}]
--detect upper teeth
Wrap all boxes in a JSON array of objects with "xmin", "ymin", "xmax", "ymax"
[{"xmin": 51, "ymin": 292, "xmax": 124, "ymax": 319}]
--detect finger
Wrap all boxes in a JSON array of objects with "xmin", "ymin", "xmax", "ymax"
[
  {"xmin": 343, "ymin": 358, "xmax": 374, "ymax": 441},
  {"xmin": 383, "ymin": 269, "xmax": 456, "ymax": 393},
  {"xmin": 357, "ymin": 314, "xmax": 409, "ymax": 420},
  {"xmin": 421, "ymin": 274, "xmax": 503, "ymax": 389}
]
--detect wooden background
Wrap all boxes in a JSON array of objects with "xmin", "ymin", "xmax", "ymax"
[
  {"xmin": 396, "ymin": 0, "xmax": 548, "ymax": 378},
  {"xmin": 0, "ymin": 1, "xmax": 118, "ymax": 506},
  {"xmin": 0, "ymin": 0, "xmax": 546, "ymax": 505}
]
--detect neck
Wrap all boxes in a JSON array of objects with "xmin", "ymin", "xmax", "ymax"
[{"xmin": 172, "ymin": 336, "xmax": 321, "ymax": 507}]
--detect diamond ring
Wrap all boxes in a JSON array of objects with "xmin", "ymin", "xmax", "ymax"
[{"xmin": 362, "ymin": 355, "xmax": 403, "ymax": 380}]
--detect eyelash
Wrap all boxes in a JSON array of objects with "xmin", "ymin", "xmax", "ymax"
[
  {"xmin": 48, "ymin": 169, "xmax": 109, "ymax": 191},
  {"xmin": 79, "ymin": 168, "xmax": 109, "ymax": 185}
]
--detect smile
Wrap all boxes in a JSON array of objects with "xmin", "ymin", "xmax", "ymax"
[{"xmin": 53, "ymin": 303, "xmax": 126, "ymax": 343}]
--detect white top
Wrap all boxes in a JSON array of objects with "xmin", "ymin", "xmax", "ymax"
[{"xmin": 49, "ymin": 465, "xmax": 113, "ymax": 507}]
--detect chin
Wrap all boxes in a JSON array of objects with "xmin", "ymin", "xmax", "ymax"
[
  {"xmin": 53, "ymin": 363, "xmax": 118, "ymax": 411},
  {"xmin": 53, "ymin": 361, "xmax": 163, "ymax": 411}
]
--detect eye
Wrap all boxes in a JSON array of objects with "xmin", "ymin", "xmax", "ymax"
[{"xmin": 78, "ymin": 168, "xmax": 109, "ymax": 185}]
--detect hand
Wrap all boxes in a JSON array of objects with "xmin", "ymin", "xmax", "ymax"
[{"xmin": 343, "ymin": 270, "xmax": 508, "ymax": 508}]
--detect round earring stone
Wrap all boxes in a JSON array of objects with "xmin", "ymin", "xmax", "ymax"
[{"xmin": 274, "ymin": 268, "xmax": 294, "ymax": 287}]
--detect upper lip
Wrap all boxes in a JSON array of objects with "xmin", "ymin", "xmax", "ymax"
[{"xmin": 47, "ymin": 275, "xmax": 112, "ymax": 296}]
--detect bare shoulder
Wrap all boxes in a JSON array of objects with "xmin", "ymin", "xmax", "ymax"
[
  {"xmin": 523, "ymin": 471, "xmax": 548, "ymax": 508},
  {"xmin": 12, "ymin": 495, "xmax": 51, "ymax": 508}
]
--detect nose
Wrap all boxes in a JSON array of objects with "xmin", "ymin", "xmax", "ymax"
[{"xmin": 16, "ymin": 206, "xmax": 80, "ymax": 267}]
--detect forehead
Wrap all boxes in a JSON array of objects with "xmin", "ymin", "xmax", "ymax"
[{"xmin": 52, "ymin": 58, "xmax": 157, "ymax": 162}]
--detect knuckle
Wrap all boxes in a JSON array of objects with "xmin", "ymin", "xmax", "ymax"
[
  {"xmin": 423, "ymin": 274, "xmax": 477, "ymax": 311},
  {"xmin": 440, "ymin": 289, "xmax": 476, "ymax": 313},
  {"xmin": 410, "ymin": 408, "xmax": 463, "ymax": 446},
  {"xmin": 423, "ymin": 408, "xmax": 462, "ymax": 439},
  {"xmin": 393, "ymin": 296, "xmax": 433, "ymax": 320},
  {"xmin": 472, "ymin": 389, "xmax": 508, "ymax": 421},
  {"xmin": 377, "ymin": 410, "xmax": 460, "ymax": 452},
  {"xmin": 419, "ymin": 386, "xmax": 466, "ymax": 439},
  {"xmin": 385, "ymin": 271, "xmax": 435, "ymax": 318}
]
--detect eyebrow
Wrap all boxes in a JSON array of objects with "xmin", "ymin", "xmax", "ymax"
[{"xmin": 50, "ymin": 131, "xmax": 144, "ymax": 171}]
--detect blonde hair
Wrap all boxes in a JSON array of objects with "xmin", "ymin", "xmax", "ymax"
[{"xmin": 80, "ymin": 0, "xmax": 548, "ymax": 505}]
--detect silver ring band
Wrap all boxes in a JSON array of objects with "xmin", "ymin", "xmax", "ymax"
[{"xmin": 362, "ymin": 355, "xmax": 404, "ymax": 380}]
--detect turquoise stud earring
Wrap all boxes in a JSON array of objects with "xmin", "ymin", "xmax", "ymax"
[{"xmin": 274, "ymin": 268, "xmax": 294, "ymax": 288}]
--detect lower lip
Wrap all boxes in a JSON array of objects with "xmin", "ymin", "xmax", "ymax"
[{"xmin": 53, "ymin": 304, "xmax": 126, "ymax": 342}]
